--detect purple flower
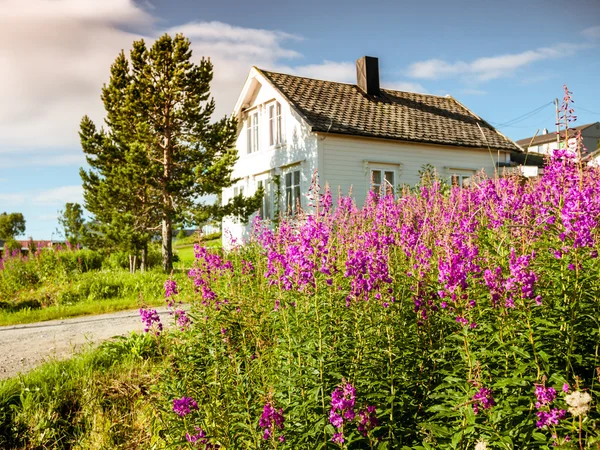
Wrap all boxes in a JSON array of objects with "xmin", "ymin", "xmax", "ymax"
[
  {"xmin": 332, "ymin": 432, "xmax": 344, "ymax": 444},
  {"xmin": 186, "ymin": 427, "xmax": 206, "ymax": 443},
  {"xmin": 173, "ymin": 396, "xmax": 198, "ymax": 417},
  {"xmin": 357, "ymin": 405, "xmax": 379, "ymax": 436},
  {"xmin": 536, "ymin": 409, "xmax": 566, "ymax": 429},
  {"xmin": 562, "ymin": 383, "xmax": 570, "ymax": 393},
  {"xmin": 259, "ymin": 402, "xmax": 285, "ymax": 441},
  {"xmin": 535, "ymin": 385, "xmax": 557, "ymax": 408},
  {"xmin": 164, "ymin": 278, "xmax": 178, "ymax": 298},
  {"xmin": 139, "ymin": 308, "xmax": 163, "ymax": 335},
  {"xmin": 472, "ymin": 387, "xmax": 495, "ymax": 414},
  {"xmin": 174, "ymin": 309, "xmax": 191, "ymax": 330}
]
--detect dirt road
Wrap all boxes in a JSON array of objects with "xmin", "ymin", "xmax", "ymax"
[{"xmin": 0, "ymin": 307, "xmax": 175, "ymax": 380}]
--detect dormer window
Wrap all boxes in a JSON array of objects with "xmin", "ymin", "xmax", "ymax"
[
  {"xmin": 247, "ymin": 111, "xmax": 259, "ymax": 153},
  {"xmin": 269, "ymin": 102, "xmax": 282, "ymax": 146}
]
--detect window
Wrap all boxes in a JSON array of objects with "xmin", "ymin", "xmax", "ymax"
[
  {"xmin": 233, "ymin": 186, "xmax": 244, "ymax": 197},
  {"xmin": 246, "ymin": 111, "xmax": 259, "ymax": 153},
  {"xmin": 257, "ymin": 179, "xmax": 271, "ymax": 220},
  {"xmin": 269, "ymin": 102, "xmax": 283, "ymax": 146},
  {"xmin": 449, "ymin": 170, "xmax": 475, "ymax": 187},
  {"xmin": 370, "ymin": 169, "xmax": 395, "ymax": 197},
  {"xmin": 285, "ymin": 169, "xmax": 301, "ymax": 215}
]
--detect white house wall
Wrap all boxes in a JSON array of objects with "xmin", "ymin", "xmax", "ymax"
[
  {"xmin": 222, "ymin": 75, "xmax": 319, "ymax": 247},
  {"xmin": 319, "ymin": 134, "xmax": 509, "ymax": 206}
]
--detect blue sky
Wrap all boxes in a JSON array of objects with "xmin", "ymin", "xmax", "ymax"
[{"xmin": 1, "ymin": 0, "xmax": 599, "ymax": 239}]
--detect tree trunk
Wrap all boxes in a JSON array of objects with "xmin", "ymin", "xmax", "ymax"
[
  {"xmin": 133, "ymin": 254, "xmax": 137, "ymax": 273},
  {"xmin": 162, "ymin": 215, "xmax": 173, "ymax": 273},
  {"xmin": 140, "ymin": 243, "xmax": 147, "ymax": 272}
]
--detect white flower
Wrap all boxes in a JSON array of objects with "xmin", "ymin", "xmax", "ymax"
[
  {"xmin": 565, "ymin": 391, "xmax": 592, "ymax": 417},
  {"xmin": 475, "ymin": 439, "xmax": 488, "ymax": 450}
]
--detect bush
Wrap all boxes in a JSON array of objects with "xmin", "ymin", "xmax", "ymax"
[{"xmin": 154, "ymin": 149, "xmax": 600, "ymax": 449}]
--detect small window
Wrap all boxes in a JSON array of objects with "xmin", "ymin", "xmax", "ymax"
[
  {"xmin": 450, "ymin": 172, "xmax": 473, "ymax": 187},
  {"xmin": 234, "ymin": 186, "xmax": 244, "ymax": 197},
  {"xmin": 285, "ymin": 169, "xmax": 301, "ymax": 215},
  {"xmin": 370, "ymin": 169, "xmax": 395, "ymax": 197},
  {"xmin": 269, "ymin": 102, "xmax": 283, "ymax": 146},
  {"xmin": 257, "ymin": 179, "xmax": 271, "ymax": 220},
  {"xmin": 246, "ymin": 111, "xmax": 259, "ymax": 154}
]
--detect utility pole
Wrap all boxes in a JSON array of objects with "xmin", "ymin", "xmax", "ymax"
[{"xmin": 555, "ymin": 98, "xmax": 560, "ymax": 149}]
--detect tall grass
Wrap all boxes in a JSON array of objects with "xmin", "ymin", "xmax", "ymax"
[{"xmin": 0, "ymin": 333, "xmax": 163, "ymax": 449}]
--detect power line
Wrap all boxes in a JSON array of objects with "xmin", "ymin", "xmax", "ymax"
[
  {"xmin": 491, "ymin": 101, "xmax": 554, "ymax": 128},
  {"xmin": 577, "ymin": 106, "xmax": 600, "ymax": 116}
]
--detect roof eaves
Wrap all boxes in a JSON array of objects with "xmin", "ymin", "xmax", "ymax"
[
  {"xmin": 447, "ymin": 95, "xmax": 522, "ymax": 153},
  {"xmin": 315, "ymin": 128, "xmax": 517, "ymax": 152}
]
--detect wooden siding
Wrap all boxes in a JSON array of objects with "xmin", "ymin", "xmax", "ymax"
[{"xmin": 320, "ymin": 134, "xmax": 509, "ymax": 206}]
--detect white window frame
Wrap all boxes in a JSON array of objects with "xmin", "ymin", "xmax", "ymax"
[
  {"xmin": 233, "ymin": 185, "xmax": 244, "ymax": 197},
  {"xmin": 448, "ymin": 169, "xmax": 475, "ymax": 188},
  {"xmin": 246, "ymin": 110, "xmax": 259, "ymax": 154},
  {"xmin": 284, "ymin": 167, "xmax": 301, "ymax": 215},
  {"xmin": 368, "ymin": 164, "xmax": 397, "ymax": 198},
  {"xmin": 255, "ymin": 174, "xmax": 272, "ymax": 220},
  {"xmin": 268, "ymin": 102, "xmax": 283, "ymax": 147}
]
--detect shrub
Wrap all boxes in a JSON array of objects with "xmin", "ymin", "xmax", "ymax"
[{"xmin": 153, "ymin": 145, "xmax": 600, "ymax": 448}]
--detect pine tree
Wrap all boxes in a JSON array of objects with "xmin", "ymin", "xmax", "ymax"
[{"xmin": 80, "ymin": 34, "xmax": 260, "ymax": 271}]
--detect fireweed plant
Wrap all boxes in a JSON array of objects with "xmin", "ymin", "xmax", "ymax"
[{"xmin": 156, "ymin": 91, "xmax": 599, "ymax": 449}]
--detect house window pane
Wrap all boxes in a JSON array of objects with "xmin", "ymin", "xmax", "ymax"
[
  {"xmin": 284, "ymin": 169, "xmax": 301, "ymax": 215},
  {"xmin": 371, "ymin": 169, "xmax": 381, "ymax": 197},
  {"xmin": 372, "ymin": 170, "xmax": 381, "ymax": 185},
  {"xmin": 247, "ymin": 112, "xmax": 259, "ymax": 153},
  {"xmin": 384, "ymin": 171, "xmax": 395, "ymax": 195},
  {"xmin": 246, "ymin": 117, "xmax": 252, "ymax": 154},
  {"xmin": 276, "ymin": 103, "xmax": 282, "ymax": 144},
  {"xmin": 293, "ymin": 186, "xmax": 300, "ymax": 213},
  {"xmin": 269, "ymin": 105, "xmax": 275, "ymax": 146},
  {"xmin": 258, "ymin": 180, "xmax": 271, "ymax": 220},
  {"xmin": 252, "ymin": 113, "xmax": 259, "ymax": 152}
]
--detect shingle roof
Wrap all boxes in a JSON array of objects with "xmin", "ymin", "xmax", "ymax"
[
  {"xmin": 515, "ymin": 122, "xmax": 599, "ymax": 147},
  {"xmin": 257, "ymin": 68, "xmax": 520, "ymax": 152}
]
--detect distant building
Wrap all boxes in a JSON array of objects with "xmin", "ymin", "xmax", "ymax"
[{"xmin": 516, "ymin": 122, "xmax": 600, "ymax": 156}]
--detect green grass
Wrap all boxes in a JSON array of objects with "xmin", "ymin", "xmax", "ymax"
[
  {"xmin": 174, "ymin": 237, "xmax": 221, "ymax": 269},
  {"xmin": 0, "ymin": 268, "xmax": 192, "ymax": 327},
  {"xmin": 0, "ymin": 333, "xmax": 163, "ymax": 448},
  {"xmin": 0, "ymin": 295, "xmax": 165, "ymax": 327}
]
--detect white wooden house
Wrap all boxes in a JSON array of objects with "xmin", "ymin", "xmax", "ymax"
[{"xmin": 222, "ymin": 56, "xmax": 520, "ymax": 246}]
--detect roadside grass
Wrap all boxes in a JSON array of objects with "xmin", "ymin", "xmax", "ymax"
[
  {"xmin": 0, "ymin": 269, "xmax": 192, "ymax": 327},
  {"xmin": 0, "ymin": 333, "xmax": 164, "ymax": 449},
  {"xmin": 0, "ymin": 296, "xmax": 164, "ymax": 327},
  {"xmin": 174, "ymin": 237, "xmax": 221, "ymax": 269}
]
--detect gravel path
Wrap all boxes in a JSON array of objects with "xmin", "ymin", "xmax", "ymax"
[{"xmin": 0, "ymin": 307, "xmax": 175, "ymax": 380}]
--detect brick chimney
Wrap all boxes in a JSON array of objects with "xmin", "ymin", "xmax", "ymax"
[{"xmin": 356, "ymin": 56, "xmax": 380, "ymax": 96}]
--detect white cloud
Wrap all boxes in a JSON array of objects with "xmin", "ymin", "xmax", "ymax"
[
  {"xmin": 407, "ymin": 43, "xmax": 586, "ymax": 82},
  {"xmin": 0, "ymin": 193, "xmax": 26, "ymax": 206},
  {"xmin": 582, "ymin": 25, "xmax": 600, "ymax": 39},
  {"xmin": 32, "ymin": 186, "xmax": 83, "ymax": 205},
  {"xmin": 460, "ymin": 88, "xmax": 487, "ymax": 96},
  {"xmin": 0, "ymin": 153, "xmax": 85, "ymax": 167},
  {"xmin": 386, "ymin": 81, "xmax": 428, "ymax": 94},
  {"xmin": 0, "ymin": 0, "xmax": 153, "ymax": 153},
  {"xmin": 164, "ymin": 21, "xmax": 303, "ymax": 120},
  {"xmin": 292, "ymin": 61, "xmax": 356, "ymax": 83}
]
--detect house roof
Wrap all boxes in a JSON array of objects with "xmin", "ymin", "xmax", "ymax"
[
  {"xmin": 256, "ymin": 68, "xmax": 520, "ymax": 152},
  {"xmin": 515, "ymin": 122, "xmax": 600, "ymax": 148}
]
